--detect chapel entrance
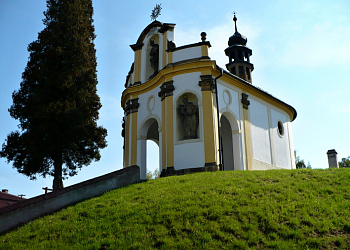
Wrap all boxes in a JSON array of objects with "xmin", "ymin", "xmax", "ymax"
[
  {"xmin": 220, "ymin": 113, "xmax": 242, "ymax": 170},
  {"xmin": 221, "ymin": 115, "xmax": 234, "ymax": 170},
  {"xmin": 139, "ymin": 118, "xmax": 160, "ymax": 179}
]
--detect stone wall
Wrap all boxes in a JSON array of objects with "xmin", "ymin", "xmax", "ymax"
[{"xmin": 0, "ymin": 165, "xmax": 140, "ymax": 235}]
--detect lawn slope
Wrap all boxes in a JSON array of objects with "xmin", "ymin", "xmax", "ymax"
[{"xmin": 1, "ymin": 169, "xmax": 350, "ymax": 249}]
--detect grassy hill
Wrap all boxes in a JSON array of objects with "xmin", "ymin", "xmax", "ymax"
[{"xmin": 1, "ymin": 168, "xmax": 350, "ymax": 249}]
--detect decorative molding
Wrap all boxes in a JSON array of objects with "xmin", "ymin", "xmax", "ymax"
[
  {"xmin": 241, "ymin": 93, "xmax": 250, "ymax": 109},
  {"xmin": 124, "ymin": 98, "xmax": 140, "ymax": 115},
  {"xmin": 198, "ymin": 74, "xmax": 214, "ymax": 91},
  {"xmin": 167, "ymin": 39, "xmax": 176, "ymax": 52},
  {"xmin": 158, "ymin": 23, "xmax": 172, "ymax": 34},
  {"xmin": 130, "ymin": 43, "xmax": 144, "ymax": 51},
  {"xmin": 158, "ymin": 80, "xmax": 175, "ymax": 101},
  {"xmin": 121, "ymin": 61, "xmax": 296, "ymax": 121},
  {"xmin": 132, "ymin": 81, "xmax": 141, "ymax": 86}
]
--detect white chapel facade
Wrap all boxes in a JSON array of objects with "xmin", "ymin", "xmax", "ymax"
[{"xmin": 121, "ymin": 16, "xmax": 297, "ymax": 179}]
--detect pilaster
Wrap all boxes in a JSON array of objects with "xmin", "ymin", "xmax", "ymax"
[
  {"xmin": 199, "ymin": 75, "xmax": 218, "ymax": 166},
  {"xmin": 134, "ymin": 49, "xmax": 142, "ymax": 84},
  {"xmin": 241, "ymin": 93, "xmax": 252, "ymax": 170},
  {"xmin": 124, "ymin": 115, "xmax": 130, "ymax": 168},
  {"xmin": 123, "ymin": 98, "xmax": 140, "ymax": 167},
  {"xmin": 158, "ymin": 80, "xmax": 175, "ymax": 169}
]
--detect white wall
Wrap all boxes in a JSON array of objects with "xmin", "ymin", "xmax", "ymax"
[
  {"xmin": 250, "ymin": 99, "xmax": 272, "ymax": 164},
  {"xmin": 271, "ymin": 109, "xmax": 291, "ymax": 169},
  {"xmin": 217, "ymin": 81, "xmax": 240, "ymax": 121},
  {"xmin": 172, "ymin": 72, "xmax": 206, "ymax": 169},
  {"xmin": 172, "ymin": 46, "xmax": 202, "ymax": 64}
]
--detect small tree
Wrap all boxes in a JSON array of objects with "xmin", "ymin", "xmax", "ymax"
[
  {"xmin": 0, "ymin": 0, "xmax": 107, "ymax": 190},
  {"xmin": 339, "ymin": 156, "xmax": 350, "ymax": 168},
  {"xmin": 295, "ymin": 150, "xmax": 311, "ymax": 169},
  {"xmin": 146, "ymin": 171, "xmax": 153, "ymax": 180},
  {"xmin": 153, "ymin": 168, "xmax": 160, "ymax": 179},
  {"xmin": 146, "ymin": 169, "xmax": 160, "ymax": 180}
]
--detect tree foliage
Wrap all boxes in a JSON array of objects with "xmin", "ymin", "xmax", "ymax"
[
  {"xmin": 339, "ymin": 156, "xmax": 350, "ymax": 168},
  {"xmin": 146, "ymin": 169, "xmax": 160, "ymax": 180},
  {"xmin": 295, "ymin": 150, "xmax": 311, "ymax": 169},
  {"xmin": 0, "ymin": 0, "xmax": 107, "ymax": 190}
]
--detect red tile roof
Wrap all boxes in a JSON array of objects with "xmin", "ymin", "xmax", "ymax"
[{"xmin": 0, "ymin": 191, "xmax": 25, "ymax": 208}]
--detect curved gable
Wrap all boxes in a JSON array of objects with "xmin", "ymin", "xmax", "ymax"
[{"xmin": 130, "ymin": 21, "xmax": 175, "ymax": 51}]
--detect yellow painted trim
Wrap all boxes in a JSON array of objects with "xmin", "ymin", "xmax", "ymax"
[
  {"xmin": 124, "ymin": 114, "xmax": 130, "ymax": 168},
  {"xmin": 162, "ymin": 31, "xmax": 167, "ymax": 68},
  {"xmin": 130, "ymin": 111, "xmax": 138, "ymax": 165},
  {"xmin": 121, "ymin": 60, "xmax": 295, "ymax": 122},
  {"xmin": 161, "ymin": 99, "xmax": 166, "ymax": 169},
  {"xmin": 166, "ymin": 95, "xmax": 174, "ymax": 167},
  {"xmin": 201, "ymin": 90, "xmax": 217, "ymax": 163},
  {"xmin": 243, "ymin": 108, "xmax": 252, "ymax": 170},
  {"xmin": 168, "ymin": 51, "xmax": 173, "ymax": 64},
  {"xmin": 214, "ymin": 73, "xmax": 296, "ymax": 121},
  {"xmin": 121, "ymin": 60, "xmax": 216, "ymax": 106},
  {"xmin": 134, "ymin": 50, "xmax": 142, "ymax": 83},
  {"xmin": 201, "ymin": 44, "xmax": 209, "ymax": 57}
]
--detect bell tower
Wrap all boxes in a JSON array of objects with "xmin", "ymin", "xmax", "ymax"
[{"xmin": 225, "ymin": 14, "xmax": 254, "ymax": 83}]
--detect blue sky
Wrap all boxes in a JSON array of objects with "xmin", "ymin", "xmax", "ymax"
[{"xmin": 1, "ymin": 0, "xmax": 349, "ymax": 198}]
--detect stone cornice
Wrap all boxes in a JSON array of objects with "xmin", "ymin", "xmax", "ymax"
[
  {"xmin": 241, "ymin": 93, "xmax": 250, "ymax": 109},
  {"xmin": 198, "ymin": 74, "xmax": 214, "ymax": 91},
  {"xmin": 158, "ymin": 80, "xmax": 175, "ymax": 101},
  {"xmin": 121, "ymin": 60, "xmax": 216, "ymax": 107},
  {"xmin": 124, "ymin": 98, "xmax": 140, "ymax": 115},
  {"xmin": 120, "ymin": 61, "xmax": 296, "ymax": 122},
  {"xmin": 130, "ymin": 43, "xmax": 144, "ymax": 51}
]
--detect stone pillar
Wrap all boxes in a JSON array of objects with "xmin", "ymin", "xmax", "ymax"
[{"xmin": 327, "ymin": 149, "xmax": 339, "ymax": 168}]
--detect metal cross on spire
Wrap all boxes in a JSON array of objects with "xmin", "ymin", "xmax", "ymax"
[{"xmin": 151, "ymin": 4, "xmax": 162, "ymax": 21}]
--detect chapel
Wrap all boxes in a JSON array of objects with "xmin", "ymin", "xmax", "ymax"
[{"xmin": 121, "ymin": 14, "xmax": 297, "ymax": 179}]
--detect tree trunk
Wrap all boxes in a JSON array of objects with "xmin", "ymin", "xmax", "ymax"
[{"xmin": 53, "ymin": 155, "xmax": 64, "ymax": 191}]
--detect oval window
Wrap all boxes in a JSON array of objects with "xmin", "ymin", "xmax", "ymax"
[{"xmin": 277, "ymin": 121, "xmax": 284, "ymax": 137}]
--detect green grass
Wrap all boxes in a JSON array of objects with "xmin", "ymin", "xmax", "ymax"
[{"xmin": 1, "ymin": 168, "xmax": 350, "ymax": 249}]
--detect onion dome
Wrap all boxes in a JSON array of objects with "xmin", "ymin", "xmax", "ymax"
[{"xmin": 228, "ymin": 14, "xmax": 247, "ymax": 46}]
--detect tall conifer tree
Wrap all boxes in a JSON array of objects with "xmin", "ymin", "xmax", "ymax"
[{"xmin": 1, "ymin": 0, "xmax": 107, "ymax": 190}]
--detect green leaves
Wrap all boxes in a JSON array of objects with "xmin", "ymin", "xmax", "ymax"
[
  {"xmin": 339, "ymin": 156, "xmax": 350, "ymax": 168},
  {"xmin": 1, "ymin": 0, "xmax": 107, "ymax": 189}
]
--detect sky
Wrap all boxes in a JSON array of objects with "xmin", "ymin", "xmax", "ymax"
[{"xmin": 0, "ymin": 0, "xmax": 349, "ymax": 198}]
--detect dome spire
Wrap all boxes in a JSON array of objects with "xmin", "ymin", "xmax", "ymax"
[
  {"xmin": 233, "ymin": 12, "xmax": 238, "ymax": 33},
  {"xmin": 224, "ymin": 13, "xmax": 254, "ymax": 83}
]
